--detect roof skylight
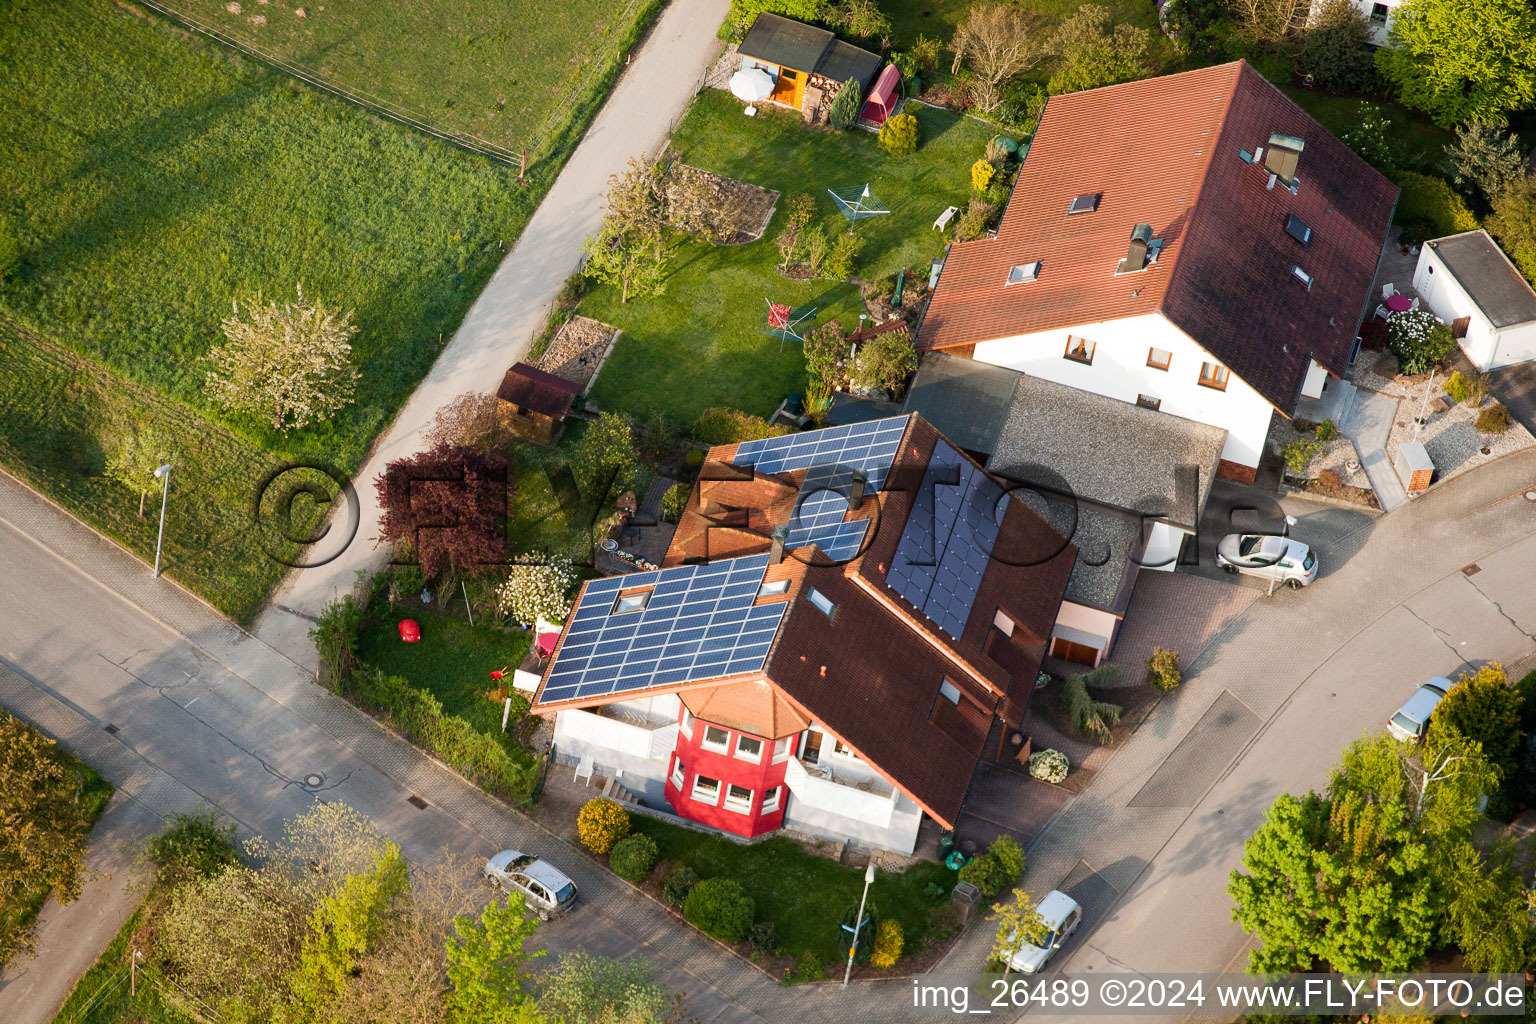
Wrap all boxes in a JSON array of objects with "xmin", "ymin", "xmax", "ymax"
[
  {"xmin": 1067, "ymin": 193, "xmax": 1101, "ymax": 216},
  {"xmin": 1007, "ymin": 261, "xmax": 1041, "ymax": 285}
]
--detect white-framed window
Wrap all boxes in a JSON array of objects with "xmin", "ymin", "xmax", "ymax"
[
  {"xmin": 772, "ymin": 736, "xmax": 793, "ymax": 763},
  {"xmin": 692, "ymin": 775, "xmax": 721, "ymax": 805},
  {"xmin": 724, "ymin": 784, "xmax": 754, "ymax": 813},
  {"xmin": 670, "ymin": 756, "xmax": 685, "ymax": 788},
  {"xmin": 1292, "ymin": 265, "xmax": 1314, "ymax": 290},
  {"xmin": 734, "ymin": 735, "xmax": 763, "ymax": 762},
  {"xmin": 939, "ymin": 678, "xmax": 962, "ymax": 705},
  {"xmin": 761, "ymin": 787, "xmax": 782, "ymax": 813},
  {"xmin": 680, "ymin": 707, "xmax": 695, "ymax": 739},
  {"xmin": 758, "ymin": 579, "xmax": 789, "ymax": 598},
  {"xmin": 701, "ymin": 725, "xmax": 730, "ymax": 754},
  {"xmin": 806, "ymin": 586, "xmax": 835, "ymax": 619},
  {"xmin": 1006, "ymin": 261, "xmax": 1041, "ymax": 285},
  {"xmin": 993, "ymin": 609, "xmax": 1015, "ymax": 636},
  {"xmin": 832, "ymin": 738, "xmax": 859, "ymax": 760},
  {"xmin": 612, "ymin": 590, "xmax": 651, "ymax": 615}
]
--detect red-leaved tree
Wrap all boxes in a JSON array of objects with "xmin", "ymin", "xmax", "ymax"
[{"xmin": 375, "ymin": 445, "xmax": 509, "ymax": 578}]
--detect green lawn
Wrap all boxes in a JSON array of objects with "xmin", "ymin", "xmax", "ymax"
[
  {"xmin": 48, "ymin": 906, "xmax": 192, "ymax": 1024},
  {"xmin": 355, "ymin": 603, "xmax": 533, "ymax": 744},
  {"xmin": 1281, "ymin": 86, "xmax": 1456, "ymax": 171},
  {"xmin": 146, "ymin": 0, "xmax": 660, "ymax": 159},
  {"xmin": 637, "ymin": 817, "xmax": 956, "ymax": 964},
  {"xmin": 583, "ymin": 92, "xmax": 995, "ymax": 423}
]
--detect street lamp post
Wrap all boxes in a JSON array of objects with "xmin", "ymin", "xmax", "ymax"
[
  {"xmin": 152, "ymin": 463, "xmax": 173, "ymax": 577},
  {"xmin": 842, "ymin": 862, "xmax": 876, "ymax": 987}
]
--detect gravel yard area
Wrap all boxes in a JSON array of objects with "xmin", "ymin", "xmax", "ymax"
[{"xmin": 538, "ymin": 315, "xmax": 618, "ymax": 393}]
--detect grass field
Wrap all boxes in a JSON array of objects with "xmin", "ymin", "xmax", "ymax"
[
  {"xmin": 637, "ymin": 817, "xmax": 955, "ymax": 963},
  {"xmin": 583, "ymin": 92, "xmax": 994, "ymax": 423},
  {"xmin": 145, "ymin": 0, "xmax": 658, "ymax": 158},
  {"xmin": 48, "ymin": 906, "xmax": 191, "ymax": 1024}
]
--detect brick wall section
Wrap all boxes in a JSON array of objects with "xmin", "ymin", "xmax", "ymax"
[{"xmin": 1217, "ymin": 458, "xmax": 1259, "ymax": 484}]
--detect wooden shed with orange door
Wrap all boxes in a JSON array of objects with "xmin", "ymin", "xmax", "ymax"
[{"xmin": 736, "ymin": 13, "xmax": 881, "ymax": 120}]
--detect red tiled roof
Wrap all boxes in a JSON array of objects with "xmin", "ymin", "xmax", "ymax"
[
  {"xmin": 917, "ymin": 61, "xmax": 1398, "ymax": 412},
  {"xmin": 496, "ymin": 362, "xmax": 580, "ymax": 418}
]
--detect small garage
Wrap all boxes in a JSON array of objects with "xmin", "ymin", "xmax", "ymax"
[{"xmin": 1412, "ymin": 229, "xmax": 1536, "ymax": 372}]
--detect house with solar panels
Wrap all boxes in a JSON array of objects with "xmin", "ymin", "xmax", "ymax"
[{"xmin": 530, "ymin": 414, "xmax": 1076, "ymax": 854}]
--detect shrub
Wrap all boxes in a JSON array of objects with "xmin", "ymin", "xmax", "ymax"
[
  {"xmin": 852, "ymin": 329, "xmax": 917, "ymax": 393},
  {"xmin": 661, "ymin": 483, "xmax": 690, "ymax": 523},
  {"xmin": 1386, "ymin": 308, "xmax": 1456, "ymax": 374},
  {"xmin": 985, "ymin": 138, "xmax": 1011, "ymax": 165},
  {"xmin": 956, "ymin": 198, "xmax": 999, "ymax": 241},
  {"xmin": 1282, "ymin": 438, "xmax": 1323, "ymax": 477},
  {"xmin": 1061, "ymin": 667, "xmax": 1122, "ymax": 743},
  {"xmin": 494, "ymin": 554, "xmax": 578, "ymax": 626},
  {"xmin": 828, "ymin": 78, "xmax": 862, "ymax": 130},
  {"xmin": 870, "ymin": 919, "xmax": 904, "ymax": 968},
  {"xmin": 1147, "ymin": 647, "xmax": 1182, "ymax": 692},
  {"xmin": 146, "ymin": 812, "xmax": 239, "ymax": 886},
  {"xmin": 991, "ymin": 836, "xmax": 1025, "ymax": 880},
  {"xmin": 822, "ymin": 232, "xmax": 863, "ymax": 282},
  {"xmin": 577, "ymin": 797, "xmax": 632, "ymax": 854},
  {"xmin": 684, "ymin": 878, "xmax": 755, "ymax": 942},
  {"xmin": 788, "ymin": 951, "xmax": 826, "ymax": 981},
  {"xmin": 748, "ymin": 920, "xmax": 779, "ymax": 954},
  {"xmin": 878, "ymin": 113, "xmax": 921, "ymax": 157},
  {"xmin": 958, "ymin": 836, "xmax": 1025, "ymax": 898},
  {"xmin": 571, "ymin": 412, "xmax": 636, "ymax": 499},
  {"xmin": 1028, "ymin": 749, "xmax": 1070, "ymax": 783},
  {"xmin": 685, "ymin": 449, "xmax": 705, "ymax": 469},
  {"xmin": 972, "ymin": 158, "xmax": 998, "ymax": 192},
  {"xmin": 693, "ymin": 407, "xmax": 792, "ymax": 445},
  {"xmin": 1444, "ymin": 370, "xmax": 1487, "ymax": 406},
  {"xmin": 309, "ymin": 594, "xmax": 363, "ymax": 691},
  {"xmin": 662, "ymin": 865, "xmax": 700, "ymax": 906},
  {"xmin": 1317, "ymin": 467, "xmax": 1344, "ymax": 489},
  {"xmin": 1476, "ymin": 403, "xmax": 1513, "ymax": 434},
  {"xmin": 1341, "ymin": 103, "xmax": 1401, "ymax": 170},
  {"xmin": 1048, "ymin": 4, "xmax": 1152, "ymax": 94},
  {"xmin": 1389, "ymin": 170, "xmax": 1480, "ymax": 238},
  {"xmin": 609, "ymin": 834, "xmax": 659, "ymax": 882},
  {"xmin": 1315, "ymin": 419, "xmax": 1340, "ymax": 441}
]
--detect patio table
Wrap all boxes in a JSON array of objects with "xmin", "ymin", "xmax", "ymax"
[{"xmin": 1384, "ymin": 293, "xmax": 1411, "ymax": 313}]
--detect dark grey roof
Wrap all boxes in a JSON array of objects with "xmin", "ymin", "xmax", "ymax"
[
  {"xmin": 737, "ymin": 13, "xmax": 880, "ymax": 87},
  {"xmin": 986, "ymin": 376, "xmax": 1227, "ymax": 530},
  {"xmin": 818, "ymin": 40, "xmax": 882, "ymax": 87},
  {"xmin": 1012, "ymin": 494, "xmax": 1141, "ymax": 612},
  {"xmin": 825, "ymin": 392, "xmax": 903, "ymax": 426},
  {"xmin": 1428, "ymin": 230, "xmax": 1536, "ymax": 329},
  {"xmin": 901, "ymin": 352, "xmax": 1022, "ymax": 455}
]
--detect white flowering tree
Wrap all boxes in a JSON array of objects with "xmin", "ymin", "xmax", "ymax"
[
  {"xmin": 203, "ymin": 285, "xmax": 359, "ymax": 432},
  {"xmin": 495, "ymin": 555, "xmax": 578, "ymax": 627},
  {"xmin": 1386, "ymin": 308, "xmax": 1456, "ymax": 375}
]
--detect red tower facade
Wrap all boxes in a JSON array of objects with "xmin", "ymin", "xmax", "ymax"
[{"xmin": 663, "ymin": 705, "xmax": 796, "ymax": 838}]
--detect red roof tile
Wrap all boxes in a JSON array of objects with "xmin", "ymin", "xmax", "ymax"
[{"xmin": 917, "ymin": 61, "xmax": 1398, "ymax": 412}]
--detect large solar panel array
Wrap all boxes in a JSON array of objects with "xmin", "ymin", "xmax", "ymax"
[
  {"xmin": 887, "ymin": 440, "xmax": 1006, "ymax": 639},
  {"xmin": 540, "ymin": 554, "xmax": 787, "ymax": 703},
  {"xmin": 733, "ymin": 415, "xmax": 911, "ymax": 492},
  {"xmin": 784, "ymin": 486, "xmax": 871, "ymax": 562}
]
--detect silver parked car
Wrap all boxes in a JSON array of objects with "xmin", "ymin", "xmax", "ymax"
[
  {"xmin": 1004, "ymin": 890, "xmax": 1083, "ymax": 974},
  {"xmin": 1215, "ymin": 533, "xmax": 1318, "ymax": 588},
  {"xmin": 483, "ymin": 850, "xmax": 578, "ymax": 919},
  {"xmin": 1386, "ymin": 677, "xmax": 1451, "ymax": 743}
]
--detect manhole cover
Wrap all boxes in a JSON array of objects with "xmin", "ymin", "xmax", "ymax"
[
  {"xmin": 407, "ymin": 795, "xmax": 429, "ymax": 810},
  {"xmin": 302, "ymin": 772, "xmax": 325, "ymax": 788},
  {"xmin": 1525, "ymin": 490, "xmax": 1536, "ymax": 502},
  {"xmin": 103, "ymin": 723, "xmax": 119, "ymax": 735},
  {"xmin": 1463, "ymin": 563, "xmax": 1482, "ymax": 577}
]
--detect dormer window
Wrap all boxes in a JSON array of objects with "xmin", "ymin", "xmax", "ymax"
[
  {"xmin": 1292, "ymin": 265, "xmax": 1314, "ymax": 290},
  {"xmin": 1006, "ymin": 261, "xmax": 1041, "ymax": 285},
  {"xmin": 1264, "ymin": 133, "xmax": 1304, "ymax": 185},
  {"xmin": 1067, "ymin": 193, "xmax": 1101, "ymax": 216}
]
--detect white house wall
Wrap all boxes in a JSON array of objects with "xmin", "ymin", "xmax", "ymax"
[
  {"xmin": 1414, "ymin": 245, "xmax": 1498, "ymax": 370},
  {"xmin": 781, "ymin": 780, "xmax": 924, "ymax": 855},
  {"xmin": 970, "ymin": 312, "xmax": 1276, "ymax": 470},
  {"xmin": 552, "ymin": 707, "xmax": 676, "ymax": 803}
]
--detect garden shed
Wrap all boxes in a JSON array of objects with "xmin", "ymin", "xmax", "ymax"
[
  {"xmin": 1411, "ymin": 230, "xmax": 1536, "ymax": 372},
  {"xmin": 735, "ymin": 13, "xmax": 881, "ymax": 120},
  {"xmin": 495, "ymin": 362, "xmax": 580, "ymax": 446},
  {"xmin": 859, "ymin": 64, "xmax": 901, "ymax": 126}
]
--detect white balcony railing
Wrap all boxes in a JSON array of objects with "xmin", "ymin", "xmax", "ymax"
[
  {"xmin": 784, "ymin": 757, "xmax": 898, "ymax": 827},
  {"xmin": 558, "ymin": 707, "xmax": 678, "ymax": 761}
]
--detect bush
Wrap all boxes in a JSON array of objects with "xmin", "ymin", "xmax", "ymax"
[
  {"xmin": 788, "ymin": 951, "xmax": 826, "ymax": 981},
  {"xmin": 661, "ymin": 483, "xmax": 690, "ymax": 523},
  {"xmin": 1341, "ymin": 103, "xmax": 1401, "ymax": 170},
  {"xmin": 494, "ymin": 555, "xmax": 578, "ymax": 626},
  {"xmin": 146, "ymin": 812, "xmax": 239, "ymax": 886},
  {"xmin": 956, "ymin": 198, "xmax": 999, "ymax": 241},
  {"xmin": 1389, "ymin": 170, "xmax": 1480, "ymax": 238},
  {"xmin": 577, "ymin": 797, "xmax": 632, "ymax": 854},
  {"xmin": 684, "ymin": 878, "xmax": 755, "ymax": 942},
  {"xmin": 1444, "ymin": 371, "xmax": 1486, "ymax": 406},
  {"xmin": 662, "ymin": 865, "xmax": 700, "ymax": 906},
  {"xmin": 822, "ymin": 232, "xmax": 862, "ymax": 282},
  {"xmin": 608, "ymin": 833, "xmax": 659, "ymax": 882},
  {"xmin": 870, "ymin": 919, "xmax": 904, "ymax": 968},
  {"xmin": 685, "ymin": 449, "xmax": 705, "ymax": 468},
  {"xmin": 1028, "ymin": 748, "xmax": 1070, "ymax": 783},
  {"xmin": 829, "ymin": 78, "xmax": 862, "ymax": 130},
  {"xmin": 1315, "ymin": 419, "xmax": 1340, "ymax": 441},
  {"xmin": 877, "ymin": 113, "xmax": 920, "ymax": 157},
  {"xmin": 1317, "ymin": 467, "xmax": 1343, "ymax": 489},
  {"xmin": 1282, "ymin": 438, "xmax": 1323, "ymax": 476},
  {"xmin": 310, "ymin": 594, "xmax": 363, "ymax": 691},
  {"xmin": 972, "ymin": 158, "xmax": 998, "ymax": 192},
  {"xmin": 693, "ymin": 407, "xmax": 792, "ymax": 446},
  {"xmin": 1386, "ymin": 308, "xmax": 1456, "ymax": 374},
  {"xmin": 1147, "ymin": 647, "xmax": 1182, "ymax": 692},
  {"xmin": 1296, "ymin": 0, "xmax": 1375, "ymax": 91},
  {"xmin": 958, "ymin": 836, "xmax": 1025, "ymax": 898},
  {"xmin": 851, "ymin": 329, "xmax": 917, "ymax": 393},
  {"xmin": 1476, "ymin": 403, "xmax": 1513, "ymax": 434},
  {"xmin": 990, "ymin": 836, "xmax": 1024, "ymax": 880},
  {"xmin": 748, "ymin": 920, "xmax": 779, "ymax": 954}
]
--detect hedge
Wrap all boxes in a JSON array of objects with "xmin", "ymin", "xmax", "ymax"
[
  {"xmin": 1389, "ymin": 170, "xmax": 1479, "ymax": 238},
  {"xmin": 693, "ymin": 407, "xmax": 792, "ymax": 446},
  {"xmin": 345, "ymin": 664, "xmax": 536, "ymax": 802},
  {"xmin": 684, "ymin": 878, "xmax": 755, "ymax": 942}
]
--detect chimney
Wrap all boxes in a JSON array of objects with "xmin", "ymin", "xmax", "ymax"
[
  {"xmin": 1120, "ymin": 223, "xmax": 1153, "ymax": 273},
  {"xmin": 1264, "ymin": 133, "xmax": 1304, "ymax": 183},
  {"xmin": 848, "ymin": 468, "xmax": 868, "ymax": 511},
  {"xmin": 770, "ymin": 524, "xmax": 788, "ymax": 564}
]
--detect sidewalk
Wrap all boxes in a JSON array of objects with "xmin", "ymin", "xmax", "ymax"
[
  {"xmin": 252, "ymin": 0, "xmax": 731, "ymax": 670},
  {"xmin": 1342, "ymin": 385, "xmax": 1406, "ymax": 511}
]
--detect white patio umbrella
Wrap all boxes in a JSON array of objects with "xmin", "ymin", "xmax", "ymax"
[{"xmin": 729, "ymin": 67, "xmax": 775, "ymax": 102}]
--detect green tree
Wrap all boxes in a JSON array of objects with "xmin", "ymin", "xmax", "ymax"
[
  {"xmin": 1229, "ymin": 790, "xmax": 1436, "ymax": 972},
  {"xmin": 1444, "ymin": 120, "xmax": 1524, "ymax": 202},
  {"xmin": 988, "ymin": 888, "xmax": 1048, "ymax": 975},
  {"xmin": 1425, "ymin": 664, "xmax": 1522, "ymax": 791},
  {"xmin": 1062, "ymin": 666, "xmax": 1122, "ymax": 743},
  {"xmin": 105, "ymin": 423, "xmax": 176, "ymax": 517},
  {"xmin": 1296, "ymin": 0, "xmax": 1375, "ymax": 90},
  {"xmin": 1376, "ymin": 0, "xmax": 1536, "ymax": 127},
  {"xmin": 287, "ymin": 846, "xmax": 412, "ymax": 1019},
  {"xmin": 1489, "ymin": 176, "xmax": 1536, "ymax": 284},
  {"xmin": 1439, "ymin": 839, "xmax": 1530, "ymax": 972},
  {"xmin": 1048, "ymin": 4, "xmax": 1151, "ymax": 94},
  {"xmin": 828, "ymin": 78, "xmax": 862, "ymax": 130},
  {"xmin": 582, "ymin": 219, "xmax": 670, "ymax": 305},
  {"xmin": 1330, "ymin": 731, "xmax": 1495, "ymax": 842},
  {"xmin": 538, "ymin": 951, "xmax": 694, "ymax": 1023},
  {"xmin": 570, "ymin": 412, "xmax": 636, "ymax": 500},
  {"xmin": 444, "ymin": 894, "xmax": 544, "ymax": 1024}
]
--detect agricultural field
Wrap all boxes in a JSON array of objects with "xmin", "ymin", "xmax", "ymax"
[{"xmin": 140, "ymin": 0, "xmax": 663, "ymax": 159}]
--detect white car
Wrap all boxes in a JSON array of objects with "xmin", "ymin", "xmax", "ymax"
[
  {"xmin": 1215, "ymin": 533, "xmax": 1318, "ymax": 588},
  {"xmin": 483, "ymin": 850, "xmax": 578, "ymax": 919},
  {"xmin": 1005, "ymin": 890, "xmax": 1082, "ymax": 974},
  {"xmin": 1386, "ymin": 677, "xmax": 1451, "ymax": 743}
]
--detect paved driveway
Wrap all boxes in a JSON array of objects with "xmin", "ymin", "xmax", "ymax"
[{"xmin": 1488, "ymin": 360, "xmax": 1536, "ymax": 435}]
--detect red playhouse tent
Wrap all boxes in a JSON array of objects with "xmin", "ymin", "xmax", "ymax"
[{"xmin": 860, "ymin": 65, "xmax": 900, "ymax": 125}]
